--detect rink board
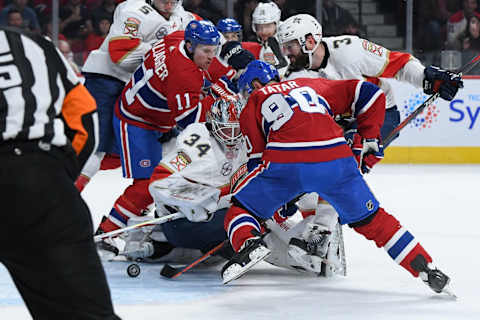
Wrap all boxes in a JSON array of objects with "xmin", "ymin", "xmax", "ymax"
[{"xmin": 384, "ymin": 77, "xmax": 480, "ymax": 163}]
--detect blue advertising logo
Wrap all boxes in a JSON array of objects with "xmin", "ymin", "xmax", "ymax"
[
  {"xmin": 449, "ymin": 94, "xmax": 480, "ymax": 130},
  {"xmin": 401, "ymin": 92, "xmax": 439, "ymax": 130}
]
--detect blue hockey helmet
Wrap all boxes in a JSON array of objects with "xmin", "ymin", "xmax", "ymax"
[
  {"xmin": 238, "ymin": 60, "xmax": 280, "ymax": 95},
  {"xmin": 184, "ymin": 20, "xmax": 221, "ymax": 53},
  {"xmin": 217, "ymin": 18, "xmax": 242, "ymax": 33}
]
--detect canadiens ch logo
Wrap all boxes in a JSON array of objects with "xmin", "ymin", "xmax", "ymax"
[
  {"xmin": 139, "ymin": 159, "xmax": 151, "ymax": 168},
  {"xmin": 221, "ymin": 162, "xmax": 233, "ymax": 176}
]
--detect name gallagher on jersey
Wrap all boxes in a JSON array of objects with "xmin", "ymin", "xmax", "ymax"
[{"xmin": 152, "ymin": 39, "xmax": 168, "ymax": 80}]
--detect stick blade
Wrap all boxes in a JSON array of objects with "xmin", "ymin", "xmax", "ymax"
[{"xmin": 160, "ymin": 264, "xmax": 180, "ymax": 278}]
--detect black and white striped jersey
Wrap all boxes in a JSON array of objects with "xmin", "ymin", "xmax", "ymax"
[
  {"xmin": 0, "ymin": 27, "xmax": 99, "ymax": 167},
  {"xmin": 0, "ymin": 26, "xmax": 80, "ymax": 144}
]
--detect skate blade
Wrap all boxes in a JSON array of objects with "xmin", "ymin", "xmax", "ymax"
[
  {"xmin": 222, "ymin": 247, "xmax": 271, "ymax": 285},
  {"xmin": 442, "ymin": 283, "xmax": 458, "ymax": 300}
]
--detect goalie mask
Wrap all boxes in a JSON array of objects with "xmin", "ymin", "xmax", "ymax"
[
  {"xmin": 278, "ymin": 14, "xmax": 322, "ymax": 70},
  {"xmin": 206, "ymin": 98, "xmax": 244, "ymax": 147}
]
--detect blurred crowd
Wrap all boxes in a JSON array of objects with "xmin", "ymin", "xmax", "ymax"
[
  {"xmin": 384, "ymin": 0, "xmax": 480, "ymax": 71},
  {"xmin": 1, "ymin": 0, "xmax": 479, "ymax": 73}
]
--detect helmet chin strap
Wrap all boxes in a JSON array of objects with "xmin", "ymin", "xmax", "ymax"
[{"xmin": 304, "ymin": 39, "xmax": 321, "ymax": 70}]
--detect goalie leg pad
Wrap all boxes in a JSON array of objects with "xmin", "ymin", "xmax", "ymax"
[{"xmin": 352, "ymin": 207, "xmax": 432, "ymax": 277}]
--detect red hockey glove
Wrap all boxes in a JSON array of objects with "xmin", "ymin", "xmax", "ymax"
[{"xmin": 349, "ymin": 133, "xmax": 384, "ymax": 174}]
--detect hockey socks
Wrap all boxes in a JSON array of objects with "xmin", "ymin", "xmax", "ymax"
[
  {"xmin": 351, "ymin": 207, "xmax": 432, "ymax": 277},
  {"xmin": 99, "ymin": 179, "xmax": 153, "ymax": 233},
  {"xmin": 225, "ymin": 205, "xmax": 263, "ymax": 252}
]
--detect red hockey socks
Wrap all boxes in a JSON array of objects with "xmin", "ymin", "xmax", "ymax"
[
  {"xmin": 224, "ymin": 205, "xmax": 263, "ymax": 252},
  {"xmin": 99, "ymin": 179, "xmax": 153, "ymax": 232},
  {"xmin": 352, "ymin": 208, "xmax": 432, "ymax": 277}
]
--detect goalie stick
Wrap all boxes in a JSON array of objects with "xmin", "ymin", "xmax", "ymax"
[
  {"xmin": 94, "ymin": 212, "xmax": 184, "ymax": 243},
  {"xmin": 160, "ymin": 241, "xmax": 227, "ymax": 279},
  {"xmin": 383, "ymin": 53, "xmax": 480, "ymax": 146}
]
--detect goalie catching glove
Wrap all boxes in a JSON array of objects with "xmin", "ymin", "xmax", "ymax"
[
  {"xmin": 346, "ymin": 130, "xmax": 384, "ymax": 174},
  {"xmin": 149, "ymin": 175, "xmax": 221, "ymax": 222},
  {"xmin": 423, "ymin": 65, "xmax": 463, "ymax": 101}
]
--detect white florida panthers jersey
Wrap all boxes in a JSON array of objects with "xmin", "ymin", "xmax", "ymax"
[
  {"xmin": 286, "ymin": 35, "xmax": 426, "ymax": 109},
  {"xmin": 82, "ymin": 0, "xmax": 195, "ymax": 83}
]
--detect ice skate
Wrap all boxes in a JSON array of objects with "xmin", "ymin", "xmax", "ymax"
[
  {"xmin": 221, "ymin": 236, "xmax": 271, "ymax": 284},
  {"xmin": 411, "ymin": 255, "xmax": 456, "ymax": 298}
]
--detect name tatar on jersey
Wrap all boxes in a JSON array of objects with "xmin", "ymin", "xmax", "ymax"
[{"xmin": 257, "ymin": 81, "xmax": 299, "ymax": 95}]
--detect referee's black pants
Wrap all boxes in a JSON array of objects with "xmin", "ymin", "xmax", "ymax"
[{"xmin": 0, "ymin": 142, "xmax": 121, "ymax": 320}]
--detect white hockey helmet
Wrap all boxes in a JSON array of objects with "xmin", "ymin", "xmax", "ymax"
[
  {"xmin": 251, "ymin": 2, "xmax": 281, "ymax": 32},
  {"xmin": 148, "ymin": 0, "xmax": 182, "ymax": 15},
  {"xmin": 206, "ymin": 98, "xmax": 244, "ymax": 147},
  {"xmin": 278, "ymin": 14, "xmax": 322, "ymax": 69}
]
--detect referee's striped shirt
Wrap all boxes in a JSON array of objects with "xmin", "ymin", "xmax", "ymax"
[{"xmin": 0, "ymin": 27, "xmax": 98, "ymax": 168}]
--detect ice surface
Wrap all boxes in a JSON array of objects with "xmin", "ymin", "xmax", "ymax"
[{"xmin": 1, "ymin": 165, "xmax": 479, "ymax": 319}]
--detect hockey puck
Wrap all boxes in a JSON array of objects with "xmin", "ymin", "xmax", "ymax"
[{"xmin": 127, "ymin": 263, "xmax": 141, "ymax": 278}]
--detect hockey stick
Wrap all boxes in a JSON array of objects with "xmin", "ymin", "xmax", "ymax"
[
  {"xmin": 383, "ymin": 53, "xmax": 480, "ymax": 146},
  {"xmin": 160, "ymin": 241, "xmax": 227, "ymax": 279},
  {"xmin": 94, "ymin": 212, "xmax": 184, "ymax": 243}
]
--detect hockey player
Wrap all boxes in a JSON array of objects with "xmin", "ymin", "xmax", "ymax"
[
  {"xmin": 221, "ymin": 60, "xmax": 453, "ymax": 297},
  {"xmin": 217, "ymin": 17, "xmax": 243, "ymax": 42},
  {"xmin": 96, "ymin": 21, "xmax": 240, "ymax": 246},
  {"xmin": 125, "ymin": 98, "xmax": 337, "ymax": 274},
  {"xmin": 278, "ymin": 14, "xmax": 463, "ymax": 151},
  {"xmin": 76, "ymin": 0, "xmax": 197, "ymax": 192},
  {"xmin": 122, "ymin": 98, "xmax": 247, "ymax": 262},
  {"xmin": 240, "ymin": 1, "xmax": 288, "ymax": 76}
]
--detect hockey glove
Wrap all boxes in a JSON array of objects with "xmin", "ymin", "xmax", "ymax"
[
  {"xmin": 273, "ymin": 202, "xmax": 298, "ymax": 224},
  {"xmin": 423, "ymin": 65, "xmax": 463, "ymax": 101},
  {"xmin": 210, "ymin": 76, "xmax": 239, "ymax": 101},
  {"xmin": 350, "ymin": 134, "xmax": 384, "ymax": 174},
  {"xmin": 220, "ymin": 41, "xmax": 255, "ymax": 71}
]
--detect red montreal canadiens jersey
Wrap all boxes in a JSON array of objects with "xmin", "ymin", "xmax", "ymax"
[
  {"xmin": 240, "ymin": 78, "xmax": 386, "ymax": 163},
  {"xmin": 115, "ymin": 31, "xmax": 232, "ymax": 132}
]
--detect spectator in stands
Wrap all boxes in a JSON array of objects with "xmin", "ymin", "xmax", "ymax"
[
  {"xmin": 92, "ymin": 0, "xmax": 116, "ymax": 28},
  {"xmin": 321, "ymin": 0, "xmax": 359, "ymax": 36},
  {"xmin": 184, "ymin": 0, "xmax": 224, "ymax": 23},
  {"xmin": 461, "ymin": 12, "xmax": 480, "ymax": 51},
  {"xmin": 85, "ymin": 17, "xmax": 111, "ymax": 54},
  {"xmin": 7, "ymin": 8, "xmax": 24, "ymax": 29},
  {"xmin": 234, "ymin": 0, "xmax": 259, "ymax": 41},
  {"xmin": 0, "ymin": 0, "xmax": 41, "ymax": 33},
  {"xmin": 60, "ymin": 0, "xmax": 93, "ymax": 51},
  {"xmin": 459, "ymin": 12, "xmax": 480, "ymax": 73},
  {"xmin": 41, "ymin": 16, "xmax": 67, "ymax": 42},
  {"xmin": 447, "ymin": 0, "xmax": 479, "ymax": 47}
]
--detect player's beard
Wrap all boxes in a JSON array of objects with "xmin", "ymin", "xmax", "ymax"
[{"xmin": 287, "ymin": 52, "xmax": 309, "ymax": 72}]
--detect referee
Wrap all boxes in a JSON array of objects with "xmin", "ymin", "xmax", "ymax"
[{"xmin": 0, "ymin": 27, "xmax": 121, "ymax": 319}]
